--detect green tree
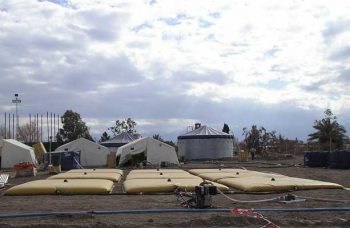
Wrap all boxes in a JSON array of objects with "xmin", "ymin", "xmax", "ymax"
[
  {"xmin": 99, "ymin": 131, "xmax": 110, "ymax": 143},
  {"xmin": 242, "ymin": 125, "xmax": 279, "ymax": 155},
  {"xmin": 109, "ymin": 118, "xmax": 137, "ymax": 136},
  {"xmin": 56, "ymin": 110, "xmax": 93, "ymax": 143},
  {"xmin": 242, "ymin": 125, "xmax": 260, "ymax": 152},
  {"xmin": 222, "ymin": 123, "xmax": 230, "ymax": 134},
  {"xmin": 308, "ymin": 109, "xmax": 347, "ymax": 151}
]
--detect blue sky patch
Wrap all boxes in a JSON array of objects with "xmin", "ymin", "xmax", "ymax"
[
  {"xmin": 132, "ymin": 22, "xmax": 153, "ymax": 32},
  {"xmin": 161, "ymin": 14, "xmax": 187, "ymax": 26},
  {"xmin": 209, "ymin": 12, "xmax": 221, "ymax": 19},
  {"xmin": 41, "ymin": 0, "xmax": 69, "ymax": 6},
  {"xmin": 199, "ymin": 19, "xmax": 214, "ymax": 28},
  {"xmin": 149, "ymin": 0, "xmax": 156, "ymax": 6}
]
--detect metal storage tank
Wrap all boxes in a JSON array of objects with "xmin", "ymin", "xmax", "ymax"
[{"xmin": 177, "ymin": 124, "xmax": 234, "ymax": 160}]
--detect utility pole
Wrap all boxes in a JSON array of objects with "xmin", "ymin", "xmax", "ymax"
[
  {"xmin": 4, "ymin": 112, "xmax": 6, "ymax": 139},
  {"xmin": 49, "ymin": 136, "xmax": 52, "ymax": 165},
  {"xmin": 41, "ymin": 115, "xmax": 43, "ymax": 142},
  {"xmin": 12, "ymin": 94, "xmax": 21, "ymax": 140},
  {"xmin": 29, "ymin": 114, "xmax": 31, "ymax": 142},
  {"xmin": 12, "ymin": 113, "xmax": 14, "ymax": 139},
  {"xmin": 8, "ymin": 113, "xmax": 10, "ymax": 139},
  {"xmin": 36, "ymin": 113, "xmax": 39, "ymax": 142},
  {"xmin": 50, "ymin": 112, "xmax": 52, "ymax": 142},
  {"xmin": 57, "ymin": 114, "xmax": 60, "ymax": 142},
  {"xmin": 53, "ymin": 113, "xmax": 56, "ymax": 141},
  {"xmin": 47, "ymin": 112, "xmax": 49, "ymax": 142}
]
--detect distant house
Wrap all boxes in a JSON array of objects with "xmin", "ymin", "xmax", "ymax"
[{"xmin": 101, "ymin": 132, "xmax": 140, "ymax": 153}]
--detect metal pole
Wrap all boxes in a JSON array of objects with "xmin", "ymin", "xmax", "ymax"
[
  {"xmin": 49, "ymin": 136, "xmax": 52, "ymax": 165},
  {"xmin": 37, "ymin": 113, "xmax": 39, "ymax": 142},
  {"xmin": 12, "ymin": 113, "xmax": 14, "ymax": 139},
  {"xmin": 33, "ymin": 114, "xmax": 35, "ymax": 142},
  {"xmin": 12, "ymin": 94, "xmax": 21, "ymax": 140},
  {"xmin": 8, "ymin": 113, "xmax": 10, "ymax": 139},
  {"xmin": 29, "ymin": 113, "xmax": 31, "ymax": 142},
  {"xmin": 53, "ymin": 113, "xmax": 56, "ymax": 141},
  {"xmin": 41, "ymin": 115, "xmax": 43, "ymax": 142},
  {"xmin": 47, "ymin": 112, "xmax": 49, "ymax": 142},
  {"xmin": 4, "ymin": 112, "xmax": 6, "ymax": 139},
  {"xmin": 50, "ymin": 112, "xmax": 52, "ymax": 142},
  {"xmin": 57, "ymin": 114, "xmax": 60, "ymax": 142}
]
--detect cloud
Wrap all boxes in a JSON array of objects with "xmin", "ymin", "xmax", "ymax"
[
  {"xmin": 269, "ymin": 65, "xmax": 291, "ymax": 74},
  {"xmin": 300, "ymin": 79, "xmax": 329, "ymax": 92},
  {"xmin": 40, "ymin": 0, "xmax": 72, "ymax": 8},
  {"xmin": 74, "ymin": 7, "xmax": 129, "ymax": 42},
  {"xmin": 264, "ymin": 47, "xmax": 281, "ymax": 58},
  {"xmin": 337, "ymin": 68, "xmax": 350, "ymax": 83},
  {"xmin": 161, "ymin": 14, "xmax": 189, "ymax": 26},
  {"xmin": 322, "ymin": 18, "xmax": 350, "ymax": 43},
  {"xmin": 131, "ymin": 22, "xmax": 153, "ymax": 33},
  {"xmin": 330, "ymin": 46, "xmax": 350, "ymax": 61},
  {"xmin": 173, "ymin": 70, "xmax": 228, "ymax": 84},
  {"xmin": 198, "ymin": 19, "xmax": 214, "ymax": 28},
  {"xmin": 1, "ymin": 0, "xmax": 350, "ymax": 142}
]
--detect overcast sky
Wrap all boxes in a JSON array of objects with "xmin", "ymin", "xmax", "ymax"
[{"xmin": 1, "ymin": 0, "xmax": 350, "ymax": 141}]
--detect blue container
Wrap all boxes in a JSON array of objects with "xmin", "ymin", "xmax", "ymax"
[
  {"xmin": 44, "ymin": 151, "xmax": 81, "ymax": 170},
  {"xmin": 329, "ymin": 151, "xmax": 350, "ymax": 169},
  {"xmin": 304, "ymin": 151, "xmax": 329, "ymax": 167}
]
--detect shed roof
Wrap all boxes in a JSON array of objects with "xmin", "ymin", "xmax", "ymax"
[
  {"xmin": 178, "ymin": 125, "xmax": 233, "ymax": 139},
  {"xmin": 102, "ymin": 132, "xmax": 138, "ymax": 144}
]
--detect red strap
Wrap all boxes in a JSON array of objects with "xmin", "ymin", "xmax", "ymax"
[{"xmin": 231, "ymin": 208, "xmax": 280, "ymax": 228}]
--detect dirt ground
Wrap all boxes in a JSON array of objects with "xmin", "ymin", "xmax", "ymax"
[{"xmin": 1, "ymin": 155, "xmax": 350, "ymax": 227}]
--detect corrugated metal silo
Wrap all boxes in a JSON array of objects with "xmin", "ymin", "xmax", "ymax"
[{"xmin": 177, "ymin": 124, "xmax": 234, "ymax": 160}]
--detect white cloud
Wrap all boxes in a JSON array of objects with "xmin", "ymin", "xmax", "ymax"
[{"xmin": 1, "ymin": 0, "xmax": 350, "ymax": 140}]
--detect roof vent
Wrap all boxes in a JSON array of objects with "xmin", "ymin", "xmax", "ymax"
[{"xmin": 194, "ymin": 123, "xmax": 201, "ymax": 129}]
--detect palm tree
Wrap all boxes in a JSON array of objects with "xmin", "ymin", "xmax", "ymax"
[{"xmin": 308, "ymin": 109, "xmax": 347, "ymax": 151}]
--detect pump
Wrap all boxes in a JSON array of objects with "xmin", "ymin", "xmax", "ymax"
[{"xmin": 175, "ymin": 181, "xmax": 217, "ymax": 208}]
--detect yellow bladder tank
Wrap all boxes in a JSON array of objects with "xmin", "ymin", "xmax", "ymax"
[
  {"xmin": 48, "ymin": 172, "xmax": 121, "ymax": 182},
  {"xmin": 5, "ymin": 179, "xmax": 114, "ymax": 195},
  {"xmin": 217, "ymin": 176, "xmax": 343, "ymax": 192},
  {"xmin": 67, "ymin": 169, "xmax": 123, "ymax": 175}
]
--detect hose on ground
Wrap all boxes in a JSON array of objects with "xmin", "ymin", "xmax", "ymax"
[
  {"xmin": 1, "ymin": 207, "xmax": 350, "ymax": 219},
  {"xmin": 295, "ymin": 195, "xmax": 350, "ymax": 203},
  {"xmin": 217, "ymin": 188, "xmax": 282, "ymax": 203},
  {"xmin": 217, "ymin": 188, "xmax": 350, "ymax": 204}
]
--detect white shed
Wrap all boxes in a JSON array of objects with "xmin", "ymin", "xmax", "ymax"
[
  {"xmin": 116, "ymin": 137, "xmax": 179, "ymax": 166},
  {"xmin": 0, "ymin": 139, "xmax": 37, "ymax": 169},
  {"xmin": 55, "ymin": 138, "xmax": 110, "ymax": 167}
]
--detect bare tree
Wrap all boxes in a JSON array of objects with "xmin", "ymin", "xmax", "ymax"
[
  {"xmin": 17, "ymin": 121, "xmax": 42, "ymax": 143},
  {"xmin": 0, "ymin": 126, "xmax": 6, "ymax": 139}
]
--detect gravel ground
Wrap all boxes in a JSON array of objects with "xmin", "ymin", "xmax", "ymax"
[{"xmin": 1, "ymin": 155, "xmax": 350, "ymax": 227}]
